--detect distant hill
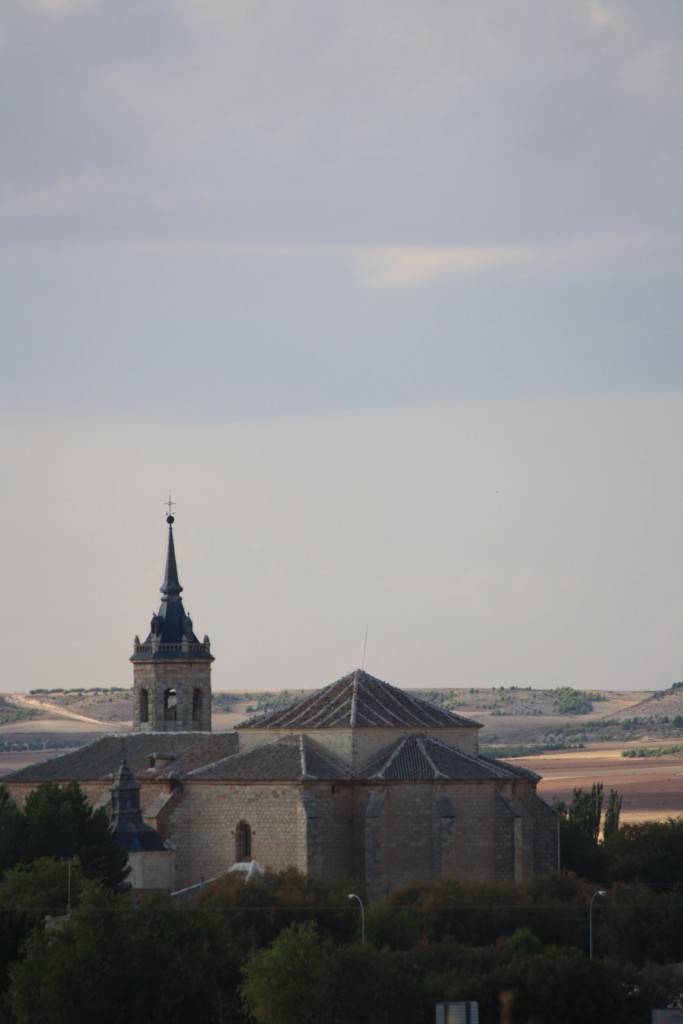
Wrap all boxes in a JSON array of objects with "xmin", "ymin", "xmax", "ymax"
[{"xmin": 0, "ymin": 683, "xmax": 681, "ymax": 767}]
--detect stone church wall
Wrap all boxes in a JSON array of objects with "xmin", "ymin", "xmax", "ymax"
[
  {"xmin": 169, "ymin": 781, "xmax": 305, "ymax": 889},
  {"xmin": 357, "ymin": 780, "xmax": 543, "ymax": 898},
  {"xmin": 301, "ymin": 782, "xmax": 355, "ymax": 882}
]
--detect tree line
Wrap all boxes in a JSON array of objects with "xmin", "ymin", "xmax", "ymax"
[
  {"xmin": 0, "ymin": 781, "xmax": 681, "ymax": 1023},
  {"xmin": 554, "ymin": 782, "xmax": 683, "ymax": 887}
]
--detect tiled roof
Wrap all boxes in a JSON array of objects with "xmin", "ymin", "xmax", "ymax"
[
  {"xmin": 188, "ymin": 734, "xmax": 350, "ymax": 782},
  {"xmin": 238, "ymin": 669, "xmax": 481, "ymax": 731},
  {"xmin": 359, "ymin": 734, "xmax": 539, "ymax": 782},
  {"xmin": 2, "ymin": 732, "xmax": 239, "ymax": 784}
]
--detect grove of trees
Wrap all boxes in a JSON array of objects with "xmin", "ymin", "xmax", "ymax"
[{"xmin": 0, "ymin": 782, "xmax": 681, "ymax": 1022}]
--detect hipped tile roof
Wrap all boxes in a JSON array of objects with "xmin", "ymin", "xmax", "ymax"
[
  {"xmin": 188, "ymin": 734, "xmax": 349, "ymax": 782},
  {"xmin": 238, "ymin": 669, "xmax": 481, "ymax": 731},
  {"xmin": 2, "ymin": 732, "xmax": 238, "ymax": 784},
  {"xmin": 359, "ymin": 734, "xmax": 539, "ymax": 782}
]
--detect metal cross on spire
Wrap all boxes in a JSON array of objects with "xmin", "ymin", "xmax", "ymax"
[{"xmin": 165, "ymin": 494, "xmax": 176, "ymax": 522}]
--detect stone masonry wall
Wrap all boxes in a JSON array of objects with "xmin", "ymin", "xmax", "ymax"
[
  {"xmin": 303, "ymin": 782, "xmax": 355, "ymax": 883},
  {"xmin": 133, "ymin": 661, "xmax": 211, "ymax": 731},
  {"xmin": 358, "ymin": 781, "xmax": 532, "ymax": 897},
  {"xmin": 169, "ymin": 781, "xmax": 305, "ymax": 890}
]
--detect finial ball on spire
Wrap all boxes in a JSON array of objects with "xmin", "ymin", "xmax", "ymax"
[{"xmin": 165, "ymin": 495, "xmax": 176, "ymax": 526}]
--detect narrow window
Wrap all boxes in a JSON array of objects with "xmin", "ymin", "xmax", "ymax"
[
  {"xmin": 235, "ymin": 821, "xmax": 252, "ymax": 862},
  {"xmin": 164, "ymin": 689, "xmax": 177, "ymax": 721},
  {"xmin": 139, "ymin": 688, "xmax": 149, "ymax": 723},
  {"xmin": 192, "ymin": 688, "xmax": 202, "ymax": 722}
]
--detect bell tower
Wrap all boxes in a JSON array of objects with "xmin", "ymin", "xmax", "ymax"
[{"xmin": 131, "ymin": 508, "xmax": 213, "ymax": 732}]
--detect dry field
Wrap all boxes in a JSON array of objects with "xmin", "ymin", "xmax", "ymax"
[{"xmin": 512, "ymin": 748, "xmax": 683, "ymax": 824}]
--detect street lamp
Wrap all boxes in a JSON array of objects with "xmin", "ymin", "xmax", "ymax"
[
  {"xmin": 348, "ymin": 892, "xmax": 365, "ymax": 943},
  {"xmin": 589, "ymin": 890, "xmax": 606, "ymax": 959}
]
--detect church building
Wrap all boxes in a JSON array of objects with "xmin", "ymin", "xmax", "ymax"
[{"xmin": 4, "ymin": 513, "xmax": 558, "ymax": 896}]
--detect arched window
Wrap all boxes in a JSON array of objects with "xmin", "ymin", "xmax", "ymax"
[
  {"xmin": 139, "ymin": 688, "xmax": 149, "ymax": 723},
  {"xmin": 164, "ymin": 689, "xmax": 177, "ymax": 722},
  {"xmin": 235, "ymin": 821, "xmax": 252, "ymax": 862},
  {"xmin": 192, "ymin": 688, "xmax": 202, "ymax": 722}
]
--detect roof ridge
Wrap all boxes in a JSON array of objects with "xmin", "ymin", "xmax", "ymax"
[
  {"xmin": 350, "ymin": 669, "xmax": 359, "ymax": 727},
  {"xmin": 372, "ymin": 734, "xmax": 408, "ymax": 779},
  {"xmin": 415, "ymin": 735, "xmax": 447, "ymax": 779}
]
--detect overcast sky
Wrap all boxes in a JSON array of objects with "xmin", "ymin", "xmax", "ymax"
[{"xmin": 1, "ymin": 0, "xmax": 681, "ymax": 695}]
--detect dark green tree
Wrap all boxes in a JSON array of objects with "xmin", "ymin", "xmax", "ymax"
[
  {"xmin": 240, "ymin": 921, "xmax": 429, "ymax": 1024},
  {"xmin": 0, "ymin": 787, "xmax": 23, "ymax": 875},
  {"xmin": 603, "ymin": 788, "xmax": 623, "ymax": 839},
  {"xmin": 598, "ymin": 882, "xmax": 683, "ymax": 965},
  {"xmin": 7, "ymin": 889, "xmax": 241, "ymax": 1024},
  {"xmin": 197, "ymin": 867, "xmax": 355, "ymax": 953},
  {"xmin": 553, "ymin": 784, "xmax": 608, "ymax": 879},
  {"xmin": 0, "ymin": 859, "xmax": 91, "ymax": 1004},
  {"xmin": 570, "ymin": 783, "xmax": 604, "ymax": 842},
  {"xmin": 20, "ymin": 781, "xmax": 129, "ymax": 890},
  {"xmin": 604, "ymin": 817, "xmax": 683, "ymax": 888}
]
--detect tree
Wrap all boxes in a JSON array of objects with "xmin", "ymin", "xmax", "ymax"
[
  {"xmin": 569, "ymin": 783, "xmax": 604, "ymax": 842},
  {"xmin": 240, "ymin": 922, "xmax": 334, "ymax": 1024},
  {"xmin": 20, "ymin": 781, "xmax": 129, "ymax": 890},
  {"xmin": 241, "ymin": 921, "xmax": 429, "ymax": 1024},
  {"xmin": 604, "ymin": 817, "xmax": 683, "ymax": 888},
  {"xmin": 553, "ymin": 784, "xmax": 609, "ymax": 879},
  {"xmin": 598, "ymin": 882, "xmax": 683, "ymax": 966},
  {"xmin": 197, "ymin": 867, "xmax": 355, "ymax": 954},
  {"xmin": 603, "ymin": 788, "xmax": 622, "ymax": 839},
  {"xmin": 0, "ymin": 859, "xmax": 91, "ymax": 1001},
  {"xmin": 7, "ymin": 889, "xmax": 241, "ymax": 1024},
  {"xmin": 0, "ymin": 787, "xmax": 23, "ymax": 875}
]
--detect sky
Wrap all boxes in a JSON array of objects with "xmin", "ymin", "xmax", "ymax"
[{"xmin": 1, "ymin": 0, "xmax": 681, "ymax": 695}]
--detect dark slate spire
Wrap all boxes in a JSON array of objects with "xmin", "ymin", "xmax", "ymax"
[
  {"xmin": 160, "ymin": 515, "xmax": 183, "ymax": 598},
  {"xmin": 131, "ymin": 508, "xmax": 213, "ymax": 663},
  {"xmin": 110, "ymin": 758, "xmax": 167, "ymax": 853}
]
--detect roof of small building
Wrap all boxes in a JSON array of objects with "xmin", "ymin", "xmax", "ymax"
[
  {"xmin": 188, "ymin": 734, "xmax": 350, "ymax": 782},
  {"xmin": 359, "ymin": 733, "xmax": 539, "ymax": 782},
  {"xmin": 2, "ymin": 732, "xmax": 239, "ymax": 784},
  {"xmin": 238, "ymin": 668, "xmax": 482, "ymax": 732}
]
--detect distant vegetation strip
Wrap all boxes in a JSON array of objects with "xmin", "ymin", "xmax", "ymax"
[
  {"xmin": 0, "ymin": 739, "xmax": 87, "ymax": 753},
  {"xmin": 29, "ymin": 687, "xmax": 129, "ymax": 694},
  {"xmin": 0, "ymin": 698, "xmax": 36, "ymax": 726},
  {"xmin": 242, "ymin": 691, "xmax": 302, "ymax": 714},
  {"xmin": 417, "ymin": 686, "xmax": 603, "ymax": 716},
  {"xmin": 621, "ymin": 744, "xmax": 683, "ymax": 758}
]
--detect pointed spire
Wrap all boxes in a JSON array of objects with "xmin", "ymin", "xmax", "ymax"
[
  {"xmin": 131, "ymin": 503, "xmax": 214, "ymax": 673},
  {"xmin": 160, "ymin": 515, "xmax": 183, "ymax": 598}
]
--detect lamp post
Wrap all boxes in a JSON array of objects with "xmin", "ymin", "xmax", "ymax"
[
  {"xmin": 589, "ymin": 890, "xmax": 606, "ymax": 959},
  {"xmin": 348, "ymin": 893, "xmax": 365, "ymax": 944}
]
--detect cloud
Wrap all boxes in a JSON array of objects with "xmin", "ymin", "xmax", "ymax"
[
  {"xmin": 346, "ymin": 233, "xmax": 678, "ymax": 289},
  {"xmin": 1, "ymin": 1, "xmax": 680, "ymax": 247}
]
